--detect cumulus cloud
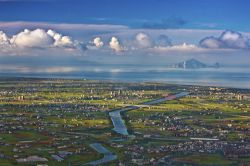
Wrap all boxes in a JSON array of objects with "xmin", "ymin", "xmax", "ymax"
[
  {"xmin": 0, "ymin": 31, "xmax": 9, "ymax": 45},
  {"xmin": 220, "ymin": 31, "xmax": 249, "ymax": 49},
  {"xmin": 47, "ymin": 29, "xmax": 75, "ymax": 48},
  {"xmin": 87, "ymin": 37, "xmax": 104, "ymax": 49},
  {"xmin": 200, "ymin": 30, "xmax": 250, "ymax": 49},
  {"xmin": 135, "ymin": 32, "xmax": 152, "ymax": 48},
  {"xmin": 199, "ymin": 36, "xmax": 222, "ymax": 49},
  {"xmin": 0, "ymin": 28, "xmax": 86, "ymax": 56},
  {"xmin": 132, "ymin": 33, "xmax": 172, "ymax": 50},
  {"xmin": 9, "ymin": 28, "xmax": 81, "ymax": 49},
  {"xmin": 93, "ymin": 37, "xmax": 104, "ymax": 48},
  {"xmin": 0, "ymin": 31, "xmax": 12, "ymax": 53},
  {"xmin": 11, "ymin": 29, "xmax": 54, "ymax": 48},
  {"xmin": 109, "ymin": 37, "xmax": 124, "ymax": 52},
  {"xmin": 2, "ymin": 27, "xmax": 249, "ymax": 58}
]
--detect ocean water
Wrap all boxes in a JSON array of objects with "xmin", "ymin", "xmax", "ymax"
[
  {"xmin": 81, "ymin": 69, "xmax": 250, "ymax": 89},
  {"xmin": 1, "ymin": 67, "xmax": 250, "ymax": 89}
]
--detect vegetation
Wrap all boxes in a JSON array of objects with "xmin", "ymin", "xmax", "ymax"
[{"xmin": 0, "ymin": 78, "xmax": 249, "ymax": 165}]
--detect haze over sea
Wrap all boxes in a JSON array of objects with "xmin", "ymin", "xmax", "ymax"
[{"xmin": 2, "ymin": 65, "xmax": 250, "ymax": 89}]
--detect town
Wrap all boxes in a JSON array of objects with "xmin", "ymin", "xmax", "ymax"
[{"xmin": 0, "ymin": 77, "xmax": 249, "ymax": 165}]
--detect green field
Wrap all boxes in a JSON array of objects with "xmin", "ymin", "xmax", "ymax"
[{"xmin": 0, "ymin": 78, "xmax": 249, "ymax": 165}]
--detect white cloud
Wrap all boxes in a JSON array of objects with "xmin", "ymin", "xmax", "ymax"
[
  {"xmin": 47, "ymin": 29, "xmax": 74, "ymax": 48},
  {"xmin": 200, "ymin": 30, "xmax": 250, "ymax": 49},
  {"xmin": 131, "ymin": 33, "xmax": 172, "ymax": 50},
  {"xmin": 0, "ymin": 31, "xmax": 12, "ymax": 53},
  {"xmin": 220, "ymin": 31, "xmax": 248, "ymax": 49},
  {"xmin": 169, "ymin": 43, "xmax": 197, "ymax": 50},
  {"xmin": 11, "ymin": 29, "xmax": 54, "ymax": 48},
  {"xmin": 109, "ymin": 37, "xmax": 124, "ymax": 52},
  {"xmin": 150, "ymin": 43, "xmax": 203, "ymax": 53},
  {"xmin": 1, "ymin": 26, "xmax": 249, "ymax": 58},
  {"xmin": 93, "ymin": 37, "xmax": 104, "ymax": 48},
  {"xmin": 0, "ymin": 31, "xmax": 9, "ymax": 45},
  {"xmin": 135, "ymin": 32, "xmax": 152, "ymax": 48},
  {"xmin": 199, "ymin": 36, "xmax": 222, "ymax": 49},
  {"xmin": 0, "ymin": 28, "xmax": 86, "ymax": 56},
  {"xmin": 88, "ymin": 37, "xmax": 104, "ymax": 49}
]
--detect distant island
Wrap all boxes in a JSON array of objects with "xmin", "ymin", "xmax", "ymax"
[{"xmin": 174, "ymin": 58, "xmax": 220, "ymax": 69}]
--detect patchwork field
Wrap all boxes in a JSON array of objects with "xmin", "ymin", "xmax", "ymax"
[{"xmin": 0, "ymin": 78, "xmax": 249, "ymax": 165}]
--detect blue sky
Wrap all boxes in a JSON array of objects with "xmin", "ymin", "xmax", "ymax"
[
  {"xmin": 1, "ymin": 0, "xmax": 250, "ymax": 31},
  {"xmin": 0, "ymin": 0, "xmax": 250, "ymax": 74}
]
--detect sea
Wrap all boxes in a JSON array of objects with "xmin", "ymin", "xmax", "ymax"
[{"xmin": 1, "ymin": 66, "xmax": 250, "ymax": 89}]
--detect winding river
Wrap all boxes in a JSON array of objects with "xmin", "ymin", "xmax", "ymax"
[{"xmin": 85, "ymin": 92, "xmax": 189, "ymax": 165}]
